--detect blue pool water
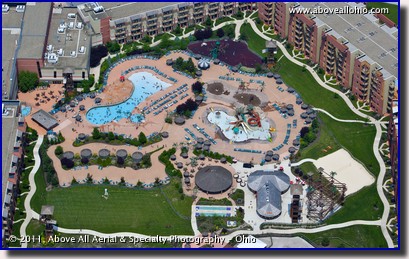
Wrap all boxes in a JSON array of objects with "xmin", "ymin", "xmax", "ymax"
[
  {"xmin": 21, "ymin": 106, "xmax": 31, "ymax": 117},
  {"xmin": 196, "ymin": 213, "xmax": 231, "ymax": 217},
  {"xmin": 86, "ymin": 72, "xmax": 171, "ymax": 125},
  {"xmin": 197, "ymin": 206, "xmax": 231, "ymax": 211}
]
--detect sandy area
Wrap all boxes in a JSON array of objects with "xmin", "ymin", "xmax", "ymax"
[{"xmin": 313, "ymin": 149, "xmax": 375, "ymax": 195}]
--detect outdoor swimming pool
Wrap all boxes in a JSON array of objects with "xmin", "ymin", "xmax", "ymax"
[
  {"xmin": 21, "ymin": 106, "xmax": 31, "ymax": 117},
  {"xmin": 196, "ymin": 206, "xmax": 231, "ymax": 211},
  {"xmin": 86, "ymin": 72, "xmax": 171, "ymax": 125}
]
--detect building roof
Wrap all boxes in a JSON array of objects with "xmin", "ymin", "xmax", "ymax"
[
  {"xmin": 17, "ymin": 2, "xmax": 52, "ymax": 60},
  {"xmin": 301, "ymin": 2, "xmax": 398, "ymax": 78},
  {"xmin": 104, "ymin": 2, "xmax": 178, "ymax": 21},
  {"xmin": 2, "ymin": 30, "xmax": 19, "ymax": 99},
  {"xmin": 195, "ymin": 166, "xmax": 232, "ymax": 193},
  {"xmin": 31, "ymin": 109, "xmax": 59, "ymax": 130},
  {"xmin": 248, "ymin": 170, "xmax": 290, "ymax": 218}
]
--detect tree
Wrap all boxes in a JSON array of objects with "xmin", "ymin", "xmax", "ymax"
[
  {"xmin": 158, "ymin": 33, "xmax": 172, "ymax": 49},
  {"xmin": 141, "ymin": 153, "xmax": 151, "ymax": 167},
  {"xmin": 321, "ymin": 237, "xmax": 330, "ymax": 247},
  {"xmin": 108, "ymin": 131, "xmax": 115, "ymax": 141},
  {"xmin": 142, "ymin": 43, "xmax": 151, "ymax": 53},
  {"xmin": 71, "ymin": 177, "xmax": 78, "ymax": 185},
  {"xmin": 224, "ymin": 25, "xmax": 235, "ymax": 38},
  {"xmin": 138, "ymin": 132, "xmax": 147, "ymax": 145},
  {"xmin": 90, "ymin": 45, "xmax": 108, "ymax": 67},
  {"xmin": 165, "ymin": 116, "xmax": 173, "ymax": 124},
  {"xmin": 81, "ymin": 157, "xmax": 89, "ymax": 164},
  {"xmin": 300, "ymin": 127, "xmax": 310, "ymax": 138},
  {"xmin": 18, "ymin": 71, "xmax": 39, "ymax": 93},
  {"xmin": 60, "ymin": 157, "xmax": 74, "ymax": 169},
  {"xmin": 92, "ymin": 127, "xmax": 101, "ymax": 139},
  {"xmin": 216, "ymin": 28, "xmax": 225, "ymax": 38},
  {"xmin": 205, "ymin": 16, "xmax": 212, "ymax": 26},
  {"xmin": 106, "ymin": 41, "xmax": 120, "ymax": 53},
  {"xmin": 255, "ymin": 63, "xmax": 263, "ymax": 73},
  {"xmin": 117, "ymin": 156, "xmax": 125, "ymax": 165},
  {"xmin": 191, "ymin": 81, "xmax": 203, "ymax": 94},
  {"xmin": 142, "ymin": 35, "xmax": 151, "ymax": 44},
  {"xmin": 174, "ymin": 25, "xmax": 182, "ymax": 35},
  {"xmin": 55, "ymin": 146, "xmax": 63, "ymax": 156}
]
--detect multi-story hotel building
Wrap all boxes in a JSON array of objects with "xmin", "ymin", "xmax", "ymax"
[
  {"xmin": 387, "ymin": 100, "xmax": 398, "ymax": 206},
  {"xmin": 258, "ymin": 2, "xmax": 397, "ymax": 115}
]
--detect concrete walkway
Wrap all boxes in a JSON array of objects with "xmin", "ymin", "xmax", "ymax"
[{"xmin": 19, "ymin": 135, "xmax": 43, "ymax": 248}]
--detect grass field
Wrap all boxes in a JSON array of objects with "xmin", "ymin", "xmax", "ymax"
[
  {"xmin": 366, "ymin": 2, "xmax": 398, "ymax": 24},
  {"xmin": 31, "ymin": 157, "xmax": 194, "ymax": 236},
  {"xmin": 298, "ymin": 225, "xmax": 387, "ymax": 248}
]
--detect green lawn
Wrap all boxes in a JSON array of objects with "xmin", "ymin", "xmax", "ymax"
[
  {"xmin": 240, "ymin": 23, "xmax": 267, "ymax": 57},
  {"xmin": 215, "ymin": 16, "xmax": 234, "ymax": 26},
  {"xmin": 298, "ymin": 225, "xmax": 387, "ymax": 248},
  {"xmin": 325, "ymin": 184, "xmax": 383, "ymax": 224},
  {"xmin": 366, "ymin": 2, "xmax": 398, "ymax": 24}
]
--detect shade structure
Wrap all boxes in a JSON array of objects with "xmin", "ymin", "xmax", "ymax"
[
  {"xmin": 280, "ymin": 108, "xmax": 288, "ymax": 114},
  {"xmin": 194, "ymin": 54, "xmax": 202, "ymax": 60},
  {"xmin": 287, "ymin": 110, "xmax": 294, "ymax": 116},
  {"xmin": 79, "ymin": 105, "xmax": 85, "ymax": 111},
  {"xmin": 60, "ymin": 106, "xmax": 67, "ymax": 112},
  {"xmin": 196, "ymin": 137, "xmax": 204, "ymax": 144},
  {"xmin": 70, "ymin": 101, "xmax": 76, "ymax": 107},
  {"xmin": 309, "ymin": 113, "xmax": 317, "ymax": 120},
  {"xmin": 265, "ymin": 155, "xmax": 272, "ymax": 162},
  {"xmin": 195, "ymin": 144, "xmax": 202, "ymax": 150},
  {"xmin": 266, "ymin": 150, "xmax": 274, "ymax": 156},
  {"xmin": 272, "ymin": 154, "xmax": 280, "ymax": 161},
  {"xmin": 288, "ymin": 147, "xmax": 296, "ymax": 153},
  {"xmin": 116, "ymin": 149, "xmax": 128, "ymax": 159},
  {"xmin": 161, "ymin": 131, "xmax": 169, "ymax": 138},
  {"xmin": 181, "ymin": 152, "xmax": 188, "ymax": 159},
  {"xmin": 80, "ymin": 149, "xmax": 92, "ymax": 159},
  {"xmin": 220, "ymin": 157, "xmax": 227, "ymax": 163},
  {"xmin": 203, "ymin": 140, "xmax": 211, "ymax": 146},
  {"xmin": 95, "ymin": 97, "xmax": 102, "ymax": 104},
  {"xmin": 195, "ymin": 166, "xmax": 233, "ymax": 194},
  {"xmin": 176, "ymin": 162, "xmax": 183, "ymax": 169},
  {"xmin": 77, "ymin": 95, "xmax": 84, "ymax": 101},
  {"xmin": 286, "ymin": 104, "xmax": 293, "ymax": 110},
  {"xmin": 63, "ymin": 151, "xmax": 74, "ymax": 160},
  {"xmin": 98, "ymin": 149, "xmax": 110, "ymax": 159},
  {"xmin": 306, "ymin": 108, "xmax": 314, "ymax": 114},
  {"xmin": 293, "ymin": 139, "xmax": 300, "ymax": 146},
  {"xmin": 301, "ymin": 104, "xmax": 308, "ymax": 110},
  {"xmin": 195, "ymin": 70, "xmax": 202, "ymax": 77},
  {"xmin": 305, "ymin": 118, "xmax": 312, "ymax": 124},
  {"xmin": 300, "ymin": 112, "xmax": 308, "ymax": 119},
  {"xmin": 199, "ymin": 154, "xmax": 205, "ymax": 160},
  {"xmin": 203, "ymin": 145, "xmax": 210, "ymax": 151},
  {"xmin": 276, "ymin": 79, "xmax": 283, "ymax": 84},
  {"xmin": 184, "ymin": 177, "xmax": 191, "ymax": 184},
  {"xmin": 231, "ymin": 66, "xmax": 238, "ymax": 72},
  {"xmin": 296, "ymin": 98, "xmax": 303, "ymax": 105},
  {"xmin": 77, "ymin": 133, "xmax": 86, "ymax": 140},
  {"xmin": 198, "ymin": 59, "xmax": 210, "ymax": 70},
  {"xmin": 75, "ymin": 115, "xmax": 82, "ymax": 122},
  {"xmin": 90, "ymin": 92, "xmax": 96, "ymax": 99},
  {"xmin": 166, "ymin": 59, "xmax": 173, "ymax": 66},
  {"xmin": 170, "ymin": 154, "xmax": 176, "ymax": 161},
  {"xmin": 195, "ymin": 95, "xmax": 204, "ymax": 103},
  {"xmin": 287, "ymin": 87, "xmax": 295, "ymax": 93},
  {"xmin": 213, "ymin": 59, "xmax": 220, "ymax": 64},
  {"xmin": 273, "ymin": 74, "xmax": 281, "ymax": 79},
  {"xmin": 132, "ymin": 151, "xmax": 143, "ymax": 163},
  {"xmin": 266, "ymin": 72, "xmax": 274, "ymax": 78},
  {"xmin": 184, "ymin": 171, "xmax": 190, "ymax": 177},
  {"xmin": 174, "ymin": 116, "xmax": 185, "ymax": 125}
]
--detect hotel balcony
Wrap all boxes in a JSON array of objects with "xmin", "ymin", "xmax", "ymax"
[
  {"xmin": 327, "ymin": 46, "xmax": 335, "ymax": 55},
  {"xmin": 131, "ymin": 29, "xmax": 141, "ymax": 34},
  {"xmin": 389, "ymin": 87, "xmax": 395, "ymax": 95},
  {"xmin": 360, "ymin": 81, "xmax": 369, "ymax": 88},
  {"xmin": 326, "ymin": 64, "xmax": 334, "ymax": 71},
  {"xmin": 163, "ymin": 15, "xmax": 173, "ymax": 21},
  {"xmin": 296, "ymin": 23, "xmax": 303, "ymax": 31},
  {"xmin": 179, "ymin": 11, "xmax": 189, "ymax": 17}
]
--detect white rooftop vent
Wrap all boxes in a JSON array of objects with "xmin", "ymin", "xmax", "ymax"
[
  {"xmin": 16, "ymin": 5, "xmax": 25, "ymax": 13},
  {"xmin": 57, "ymin": 49, "xmax": 64, "ymax": 56},
  {"xmin": 47, "ymin": 45, "xmax": 53, "ymax": 51},
  {"xmin": 93, "ymin": 6, "xmax": 104, "ymax": 13},
  {"xmin": 79, "ymin": 46, "xmax": 85, "ymax": 53},
  {"xmin": 47, "ymin": 53, "xmax": 58, "ymax": 64},
  {"xmin": 70, "ymin": 51, "xmax": 76, "ymax": 57},
  {"xmin": 76, "ymin": 22, "xmax": 83, "ymax": 29},
  {"xmin": 57, "ymin": 27, "xmax": 65, "ymax": 33},
  {"xmin": 2, "ymin": 4, "xmax": 10, "ymax": 13},
  {"xmin": 69, "ymin": 22, "xmax": 74, "ymax": 29},
  {"xmin": 67, "ymin": 13, "xmax": 76, "ymax": 19}
]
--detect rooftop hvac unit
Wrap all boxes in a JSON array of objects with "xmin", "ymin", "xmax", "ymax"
[
  {"xmin": 2, "ymin": 4, "xmax": 9, "ymax": 13},
  {"xmin": 47, "ymin": 45, "xmax": 53, "ymax": 52},
  {"xmin": 70, "ymin": 51, "xmax": 76, "ymax": 57},
  {"xmin": 93, "ymin": 6, "xmax": 104, "ymax": 13},
  {"xmin": 76, "ymin": 22, "xmax": 83, "ymax": 29},
  {"xmin": 67, "ymin": 13, "xmax": 76, "ymax": 19},
  {"xmin": 69, "ymin": 22, "xmax": 74, "ymax": 29},
  {"xmin": 57, "ymin": 49, "xmax": 64, "ymax": 56},
  {"xmin": 57, "ymin": 27, "xmax": 65, "ymax": 33},
  {"xmin": 16, "ymin": 5, "xmax": 25, "ymax": 13},
  {"xmin": 79, "ymin": 46, "xmax": 85, "ymax": 53},
  {"xmin": 47, "ymin": 53, "xmax": 58, "ymax": 64}
]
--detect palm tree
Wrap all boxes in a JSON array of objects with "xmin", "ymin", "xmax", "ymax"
[{"xmin": 330, "ymin": 171, "xmax": 337, "ymax": 182}]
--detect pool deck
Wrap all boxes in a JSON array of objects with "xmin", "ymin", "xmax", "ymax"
[{"xmin": 18, "ymin": 52, "xmax": 305, "ymax": 188}]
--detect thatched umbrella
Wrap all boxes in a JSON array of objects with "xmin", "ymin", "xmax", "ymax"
[
  {"xmin": 78, "ymin": 133, "xmax": 86, "ymax": 141},
  {"xmin": 197, "ymin": 138, "xmax": 204, "ymax": 144},
  {"xmin": 95, "ymin": 97, "xmax": 102, "ymax": 104},
  {"xmin": 289, "ymin": 147, "xmax": 296, "ymax": 153},
  {"xmin": 63, "ymin": 151, "xmax": 74, "ymax": 160},
  {"xmin": 80, "ymin": 149, "xmax": 92, "ymax": 159},
  {"xmin": 276, "ymin": 79, "xmax": 283, "ymax": 84},
  {"xmin": 181, "ymin": 153, "xmax": 188, "ymax": 159},
  {"xmin": 98, "ymin": 149, "xmax": 110, "ymax": 159},
  {"xmin": 266, "ymin": 150, "xmax": 274, "ymax": 156},
  {"xmin": 287, "ymin": 87, "xmax": 295, "ymax": 93},
  {"xmin": 213, "ymin": 59, "xmax": 220, "ymax": 64},
  {"xmin": 300, "ymin": 112, "xmax": 308, "ymax": 119},
  {"xmin": 265, "ymin": 155, "xmax": 272, "ymax": 162},
  {"xmin": 161, "ymin": 131, "xmax": 169, "ymax": 138},
  {"xmin": 231, "ymin": 67, "xmax": 238, "ymax": 72},
  {"xmin": 220, "ymin": 157, "xmax": 227, "ymax": 163},
  {"xmin": 273, "ymin": 74, "xmax": 281, "ymax": 79},
  {"xmin": 132, "ymin": 152, "xmax": 143, "ymax": 163},
  {"xmin": 272, "ymin": 154, "xmax": 280, "ymax": 161},
  {"xmin": 170, "ymin": 154, "xmax": 176, "ymax": 161},
  {"xmin": 287, "ymin": 110, "xmax": 294, "ymax": 116},
  {"xmin": 199, "ymin": 154, "xmax": 205, "ymax": 160},
  {"xmin": 301, "ymin": 104, "xmax": 308, "ymax": 110},
  {"xmin": 79, "ymin": 105, "xmax": 85, "ymax": 111},
  {"xmin": 166, "ymin": 59, "xmax": 173, "ymax": 66},
  {"xmin": 293, "ymin": 139, "xmax": 300, "ymax": 146},
  {"xmin": 195, "ymin": 70, "xmax": 202, "ymax": 77},
  {"xmin": 266, "ymin": 72, "xmax": 274, "ymax": 78},
  {"xmin": 296, "ymin": 98, "xmax": 303, "ymax": 105}
]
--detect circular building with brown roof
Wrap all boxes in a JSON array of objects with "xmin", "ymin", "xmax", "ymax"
[
  {"xmin": 80, "ymin": 149, "xmax": 92, "ymax": 159},
  {"xmin": 116, "ymin": 149, "xmax": 128, "ymax": 159},
  {"xmin": 195, "ymin": 166, "xmax": 233, "ymax": 194},
  {"xmin": 132, "ymin": 152, "xmax": 143, "ymax": 163},
  {"xmin": 98, "ymin": 149, "xmax": 110, "ymax": 159}
]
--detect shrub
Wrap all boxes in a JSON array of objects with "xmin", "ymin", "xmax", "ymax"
[
  {"xmin": 138, "ymin": 132, "xmax": 147, "ymax": 145},
  {"xmin": 216, "ymin": 28, "xmax": 225, "ymax": 38},
  {"xmin": 90, "ymin": 45, "xmax": 108, "ymax": 67},
  {"xmin": 92, "ymin": 127, "xmax": 101, "ymax": 139},
  {"xmin": 81, "ymin": 157, "xmax": 89, "ymax": 164},
  {"xmin": 321, "ymin": 237, "xmax": 330, "ymax": 247},
  {"xmin": 61, "ymin": 157, "xmax": 74, "ymax": 169},
  {"xmin": 165, "ymin": 117, "xmax": 173, "ymax": 124},
  {"xmin": 55, "ymin": 146, "xmax": 63, "ymax": 156},
  {"xmin": 117, "ymin": 156, "xmax": 125, "ymax": 165},
  {"xmin": 192, "ymin": 81, "xmax": 203, "ymax": 94},
  {"xmin": 18, "ymin": 71, "xmax": 39, "ymax": 93},
  {"xmin": 106, "ymin": 41, "xmax": 120, "ymax": 54},
  {"xmin": 108, "ymin": 132, "xmax": 115, "ymax": 141}
]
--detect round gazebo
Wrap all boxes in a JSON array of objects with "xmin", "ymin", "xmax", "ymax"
[
  {"xmin": 266, "ymin": 72, "xmax": 274, "ymax": 78},
  {"xmin": 63, "ymin": 151, "xmax": 74, "ymax": 160},
  {"xmin": 296, "ymin": 98, "xmax": 303, "ymax": 105},
  {"xmin": 98, "ymin": 149, "xmax": 110, "ymax": 159},
  {"xmin": 195, "ymin": 166, "xmax": 233, "ymax": 194},
  {"xmin": 272, "ymin": 154, "xmax": 280, "ymax": 161},
  {"xmin": 166, "ymin": 59, "xmax": 173, "ymax": 66},
  {"xmin": 170, "ymin": 154, "xmax": 176, "ymax": 161},
  {"xmin": 80, "ymin": 149, "xmax": 92, "ymax": 159},
  {"xmin": 198, "ymin": 59, "xmax": 210, "ymax": 70},
  {"xmin": 176, "ymin": 162, "xmax": 183, "ymax": 169},
  {"xmin": 289, "ymin": 147, "xmax": 296, "ymax": 153},
  {"xmin": 77, "ymin": 133, "xmax": 86, "ymax": 141},
  {"xmin": 265, "ymin": 155, "xmax": 272, "ymax": 162},
  {"xmin": 161, "ymin": 131, "xmax": 169, "ymax": 138},
  {"xmin": 266, "ymin": 150, "xmax": 274, "ymax": 157},
  {"xmin": 116, "ymin": 149, "xmax": 128, "ymax": 160},
  {"xmin": 181, "ymin": 152, "xmax": 189, "ymax": 159},
  {"xmin": 132, "ymin": 152, "xmax": 143, "ymax": 163}
]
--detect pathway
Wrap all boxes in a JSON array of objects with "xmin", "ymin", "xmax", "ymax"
[{"xmin": 19, "ymin": 135, "xmax": 43, "ymax": 248}]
